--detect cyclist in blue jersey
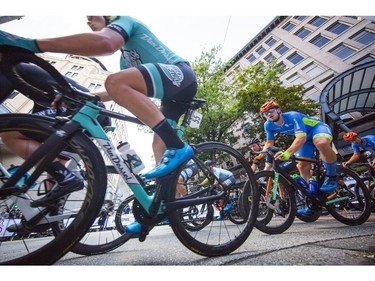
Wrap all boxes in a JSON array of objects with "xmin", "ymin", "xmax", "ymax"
[
  {"xmin": 259, "ymin": 101, "xmax": 338, "ymax": 214},
  {"xmin": 342, "ymin": 132, "xmax": 375, "ymax": 169},
  {"xmin": 200, "ymin": 160, "xmax": 236, "ymax": 219},
  {"xmin": 0, "ymin": 16, "xmax": 197, "ymax": 219}
]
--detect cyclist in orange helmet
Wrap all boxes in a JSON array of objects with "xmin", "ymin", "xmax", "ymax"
[
  {"xmin": 342, "ymin": 132, "xmax": 375, "ymax": 168},
  {"xmin": 258, "ymin": 101, "xmax": 338, "ymax": 215}
]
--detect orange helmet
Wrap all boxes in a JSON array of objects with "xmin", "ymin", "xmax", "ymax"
[
  {"xmin": 260, "ymin": 101, "xmax": 279, "ymax": 113},
  {"xmin": 343, "ymin": 132, "xmax": 358, "ymax": 141}
]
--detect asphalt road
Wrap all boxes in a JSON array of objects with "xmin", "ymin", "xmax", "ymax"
[{"xmin": 55, "ymin": 213, "xmax": 375, "ymax": 266}]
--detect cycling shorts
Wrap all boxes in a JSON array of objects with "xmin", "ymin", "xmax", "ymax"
[
  {"xmin": 296, "ymin": 123, "xmax": 333, "ymax": 158},
  {"xmin": 137, "ymin": 62, "xmax": 197, "ymax": 123}
]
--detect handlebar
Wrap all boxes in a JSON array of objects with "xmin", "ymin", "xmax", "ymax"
[{"xmin": 0, "ymin": 46, "xmax": 99, "ymax": 110}]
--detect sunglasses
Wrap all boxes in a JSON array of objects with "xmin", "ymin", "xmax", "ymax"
[{"xmin": 262, "ymin": 107, "xmax": 278, "ymax": 116}]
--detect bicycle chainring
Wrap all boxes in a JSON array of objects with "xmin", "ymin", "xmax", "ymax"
[{"xmin": 132, "ymin": 198, "xmax": 166, "ymax": 226}]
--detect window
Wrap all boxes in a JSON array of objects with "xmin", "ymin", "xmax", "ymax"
[
  {"xmin": 351, "ymin": 30, "xmax": 375, "ymax": 45},
  {"xmin": 330, "ymin": 44, "xmax": 356, "ymax": 59},
  {"xmin": 283, "ymin": 22, "xmax": 296, "ymax": 32},
  {"xmin": 65, "ymin": 71, "xmax": 79, "ymax": 78},
  {"xmin": 287, "ymin": 73, "xmax": 306, "ymax": 85},
  {"xmin": 327, "ymin": 22, "xmax": 350, "ymax": 35},
  {"xmin": 287, "ymin": 52, "xmax": 304, "ymax": 65},
  {"xmin": 278, "ymin": 62, "xmax": 287, "ymax": 73},
  {"xmin": 353, "ymin": 55, "xmax": 375, "ymax": 65},
  {"xmin": 275, "ymin": 44, "xmax": 289, "ymax": 55},
  {"xmin": 293, "ymin": 16, "xmax": 307, "ymax": 21},
  {"xmin": 302, "ymin": 63, "xmax": 324, "ymax": 78},
  {"xmin": 88, "ymin": 83, "xmax": 102, "ymax": 90},
  {"xmin": 264, "ymin": 53, "xmax": 276, "ymax": 63},
  {"xmin": 310, "ymin": 34, "xmax": 331, "ymax": 47},
  {"xmin": 295, "ymin": 28, "xmax": 311, "ymax": 39},
  {"xmin": 265, "ymin": 37, "xmax": 277, "ymax": 47},
  {"xmin": 256, "ymin": 46, "xmax": 266, "ymax": 55},
  {"xmin": 309, "ymin": 16, "xmax": 327, "ymax": 27},
  {"xmin": 247, "ymin": 54, "xmax": 256, "ymax": 63}
]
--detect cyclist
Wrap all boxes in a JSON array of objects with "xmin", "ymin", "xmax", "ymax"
[
  {"xmin": 0, "ymin": 16, "xmax": 197, "ymax": 213},
  {"xmin": 259, "ymin": 101, "xmax": 338, "ymax": 214},
  {"xmin": 248, "ymin": 137, "xmax": 273, "ymax": 171},
  {"xmin": 176, "ymin": 159, "xmax": 198, "ymax": 198},
  {"xmin": 342, "ymin": 132, "xmax": 375, "ymax": 169},
  {"xmin": 200, "ymin": 160, "xmax": 236, "ymax": 219}
]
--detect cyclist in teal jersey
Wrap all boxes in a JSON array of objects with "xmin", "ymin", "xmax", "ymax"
[
  {"xmin": 342, "ymin": 132, "xmax": 375, "ymax": 168},
  {"xmin": 259, "ymin": 101, "xmax": 338, "ymax": 214},
  {"xmin": 0, "ymin": 16, "xmax": 197, "ymax": 215}
]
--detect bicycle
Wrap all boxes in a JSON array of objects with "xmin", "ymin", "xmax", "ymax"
[
  {"xmin": 0, "ymin": 46, "xmax": 259, "ymax": 263},
  {"xmin": 252, "ymin": 146, "xmax": 371, "ymax": 235},
  {"xmin": 346, "ymin": 152, "xmax": 375, "ymax": 213}
]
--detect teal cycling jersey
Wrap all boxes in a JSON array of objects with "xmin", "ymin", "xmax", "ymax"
[
  {"xmin": 107, "ymin": 16, "xmax": 188, "ymax": 69},
  {"xmin": 352, "ymin": 135, "xmax": 375, "ymax": 153},
  {"xmin": 264, "ymin": 111, "xmax": 328, "ymax": 141}
]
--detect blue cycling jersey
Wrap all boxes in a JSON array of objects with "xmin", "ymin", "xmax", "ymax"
[
  {"xmin": 107, "ymin": 16, "xmax": 187, "ymax": 69},
  {"xmin": 212, "ymin": 167, "xmax": 233, "ymax": 181},
  {"xmin": 352, "ymin": 135, "xmax": 375, "ymax": 153},
  {"xmin": 264, "ymin": 111, "xmax": 332, "ymax": 141}
]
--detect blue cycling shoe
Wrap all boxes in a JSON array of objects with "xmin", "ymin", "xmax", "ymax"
[
  {"xmin": 143, "ymin": 143, "xmax": 194, "ymax": 179},
  {"xmin": 297, "ymin": 207, "xmax": 313, "ymax": 215},
  {"xmin": 223, "ymin": 202, "xmax": 233, "ymax": 212},
  {"xmin": 125, "ymin": 221, "xmax": 142, "ymax": 234},
  {"xmin": 216, "ymin": 216, "xmax": 222, "ymax": 221},
  {"xmin": 320, "ymin": 176, "xmax": 338, "ymax": 192}
]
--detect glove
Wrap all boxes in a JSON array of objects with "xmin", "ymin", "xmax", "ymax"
[
  {"xmin": 254, "ymin": 154, "xmax": 263, "ymax": 161},
  {"xmin": 277, "ymin": 151, "xmax": 291, "ymax": 161},
  {"xmin": 0, "ymin": 30, "xmax": 41, "ymax": 53}
]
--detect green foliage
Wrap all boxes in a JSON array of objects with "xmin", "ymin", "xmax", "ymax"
[{"xmin": 183, "ymin": 47, "xmax": 242, "ymax": 145}]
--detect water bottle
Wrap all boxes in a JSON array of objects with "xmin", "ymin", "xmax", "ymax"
[
  {"xmin": 291, "ymin": 174, "xmax": 308, "ymax": 189},
  {"xmin": 309, "ymin": 177, "xmax": 319, "ymax": 195},
  {"xmin": 117, "ymin": 141, "xmax": 145, "ymax": 174}
]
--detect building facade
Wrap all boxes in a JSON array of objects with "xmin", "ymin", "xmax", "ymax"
[{"xmin": 225, "ymin": 16, "xmax": 375, "ymax": 157}]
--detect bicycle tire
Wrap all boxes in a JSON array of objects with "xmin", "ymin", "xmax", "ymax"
[
  {"xmin": 168, "ymin": 141, "xmax": 259, "ymax": 257},
  {"xmin": 325, "ymin": 165, "xmax": 371, "ymax": 226},
  {"xmin": 0, "ymin": 114, "xmax": 107, "ymax": 264},
  {"xmin": 69, "ymin": 167, "xmax": 134, "ymax": 256},
  {"xmin": 254, "ymin": 170, "xmax": 296, "ymax": 235}
]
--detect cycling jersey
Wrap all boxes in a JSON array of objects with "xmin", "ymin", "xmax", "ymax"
[
  {"xmin": 107, "ymin": 17, "xmax": 187, "ymax": 68},
  {"xmin": 264, "ymin": 111, "xmax": 333, "ymax": 158},
  {"xmin": 352, "ymin": 135, "xmax": 375, "ymax": 153},
  {"xmin": 107, "ymin": 16, "xmax": 197, "ymax": 124},
  {"xmin": 212, "ymin": 167, "xmax": 235, "ymax": 188}
]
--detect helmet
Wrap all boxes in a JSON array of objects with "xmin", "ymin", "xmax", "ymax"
[
  {"xmin": 248, "ymin": 138, "xmax": 260, "ymax": 145},
  {"xmin": 260, "ymin": 101, "xmax": 279, "ymax": 113},
  {"xmin": 204, "ymin": 160, "xmax": 213, "ymax": 167},
  {"xmin": 343, "ymin": 132, "xmax": 358, "ymax": 141}
]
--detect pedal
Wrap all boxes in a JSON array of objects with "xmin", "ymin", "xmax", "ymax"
[{"xmin": 138, "ymin": 225, "xmax": 152, "ymax": 242}]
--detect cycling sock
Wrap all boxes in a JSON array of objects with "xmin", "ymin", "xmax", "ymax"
[
  {"xmin": 45, "ymin": 161, "xmax": 77, "ymax": 184},
  {"xmin": 152, "ymin": 119, "xmax": 184, "ymax": 149},
  {"xmin": 322, "ymin": 161, "xmax": 337, "ymax": 177}
]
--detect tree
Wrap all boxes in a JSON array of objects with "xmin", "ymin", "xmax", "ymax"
[
  {"xmin": 182, "ymin": 47, "xmax": 243, "ymax": 146},
  {"xmin": 233, "ymin": 61, "xmax": 320, "ymax": 155}
]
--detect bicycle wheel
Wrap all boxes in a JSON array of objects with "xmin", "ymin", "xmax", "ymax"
[
  {"xmin": 254, "ymin": 170, "xmax": 296, "ymax": 235},
  {"xmin": 295, "ymin": 191, "xmax": 321, "ymax": 223},
  {"xmin": 227, "ymin": 192, "xmax": 246, "ymax": 224},
  {"xmin": 69, "ymin": 166, "xmax": 135, "ymax": 256},
  {"xmin": 0, "ymin": 114, "xmax": 107, "ymax": 264},
  {"xmin": 168, "ymin": 141, "xmax": 259, "ymax": 257},
  {"xmin": 325, "ymin": 165, "xmax": 371, "ymax": 226}
]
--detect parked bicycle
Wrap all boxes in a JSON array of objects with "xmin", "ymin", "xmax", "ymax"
[
  {"xmin": 0, "ymin": 46, "xmax": 259, "ymax": 263},
  {"xmin": 253, "ymin": 146, "xmax": 371, "ymax": 235}
]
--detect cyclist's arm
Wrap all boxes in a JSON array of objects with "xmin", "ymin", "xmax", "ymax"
[
  {"xmin": 36, "ymin": 28, "xmax": 124, "ymax": 56},
  {"xmin": 343, "ymin": 152, "xmax": 361, "ymax": 167}
]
